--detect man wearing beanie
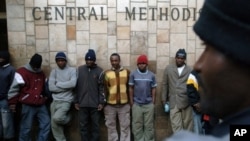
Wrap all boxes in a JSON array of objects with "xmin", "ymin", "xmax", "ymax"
[
  {"xmin": 103, "ymin": 53, "xmax": 131, "ymax": 141},
  {"xmin": 161, "ymin": 49, "xmax": 193, "ymax": 133},
  {"xmin": 74, "ymin": 49, "xmax": 105, "ymax": 141},
  {"xmin": 48, "ymin": 52, "xmax": 77, "ymax": 141},
  {"xmin": 129, "ymin": 54, "xmax": 157, "ymax": 141},
  {"xmin": 0, "ymin": 51, "xmax": 15, "ymax": 141},
  {"xmin": 165, "ymin": 0, "xmax": 250, "ymax": 140},
  {"xmin": 8, "ymin": 53, "xmax": 50, "ymax": 141}
]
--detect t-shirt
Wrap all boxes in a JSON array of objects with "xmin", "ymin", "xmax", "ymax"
[{"xmin": 129, "ymin": 69, "xmax": 157, "ymax": 104}]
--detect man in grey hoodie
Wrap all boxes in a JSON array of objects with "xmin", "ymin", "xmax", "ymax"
[{"xmin": 49, "ymin": 52, "xmax": 77, "ymax": 141}]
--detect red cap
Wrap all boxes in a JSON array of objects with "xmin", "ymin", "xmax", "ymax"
[{"xmin": 137, "ymin": 55, "xmax": 148, "ymax": 64}]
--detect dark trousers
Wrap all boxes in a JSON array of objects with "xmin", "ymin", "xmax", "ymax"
[{"xmin": 79, "ymin": 107, "xmax": 101, "ymax": 141}]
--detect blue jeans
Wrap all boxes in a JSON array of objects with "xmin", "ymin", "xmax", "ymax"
[
  {"xmin": 19, "ymin": 104, "xmax": 50, "ymax": 141},
  {"xmin": 0, "ymin": 99, "xmax": 15, "ymax": 139},
  {"xmin": 192, "ymin": 110, "xmax": 204, "ymax": 134},
  {"xmin": 79, "ymin": 107, "xmax": 101, "ymax": 141}
]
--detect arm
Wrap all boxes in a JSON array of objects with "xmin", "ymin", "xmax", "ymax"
[
  {"xmin": 48, "ymin": 69, "xmax": 66, "ymax": 93},
  {"xmin": 98, "ymin": 70, "xmax": 105, "ymax": 110},
  {"xmin": 129, "ymin": 85, "xmax": 134, "ymax": 106},
  {"xmin": 161, "ymin": 67, "xmax": 169, "ymax": 105},
  {"xmin": 8, "ymin": 72, "xmax": 25, "ymax": 112},
  {"xmin": 151, "ymin": 87, "xmax": 156, "ymax": 104},
  {"xmin": 128, "ymin": 71, "xmax": 134, "ymax": 106},
  {"xmin": 186, "ymin": 72, "xmax": 201, "ymax": 111},
  {"xmin": 74, "ymin": 80, "xmax": 80, "ymax": 110},
  {"xmin": 74, "ymin": 69, "xmax": 80, "ymax": 110},
  {"xmin": 56, "ymin": 68, "xmax": 77, "ymax": 89},
  {"xmin": 151, "ymin": 73, "xmax": 157, "ymax": 104}
]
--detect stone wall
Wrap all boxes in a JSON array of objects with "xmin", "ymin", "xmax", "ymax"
[{"xmin": 6, "ymin": 0, "xmax": 205, "ymax": 141}]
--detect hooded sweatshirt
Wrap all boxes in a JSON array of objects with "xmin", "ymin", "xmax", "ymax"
[{"xmin": 8, "ymin": 64, "xmax": 46, "ymax": 105}]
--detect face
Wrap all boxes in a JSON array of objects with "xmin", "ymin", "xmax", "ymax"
[
  {"xmin": 85, "ymin": 59, "xmax": 95, "ymax": 67},
  {"xmin": 110, "ymin": 55, "xmax": 120, "ymax": 70},
  {"xmin": 137, "ymin": 63, "xmax": 147, "ymax": 72},
  {"xmin": 175, "ymin": 56, "xmax": 185, "ymax": 67},
  {"xmin": 194, "ymin": 44, "xmax": 250, "ymax": 118},
  {"xmin": 56, "ymin": 59, "xmax": 67, "ymax": 69},
  {"xmin": 0, "ymin": 58, "xmax": 5, "ymax": 66}
]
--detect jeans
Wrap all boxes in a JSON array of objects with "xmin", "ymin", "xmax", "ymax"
[
  {"xmin": 19, "ymin": 104, "xmax": 50, "ymax": 141},
  {"xmin": 50, "ymin": 101, "xmax": 72, "ymax": 141},
  {"xmin": 192, "ymin": 110, "xmax": 204, "ymax": 134},
  {"xmin": 0, "ymin": 99, "xmax": 14, "ymax": 139},
  {"xmin": 79, "ymin": 107, "xmax": 101, "ymax": 141}
]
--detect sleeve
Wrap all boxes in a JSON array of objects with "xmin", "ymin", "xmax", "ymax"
[
  {"xmin": 186, "ymin": 72, "xmax": 200, "ymax": 105},
  {"xmin": 151, "ymin": 73, "xmax": 157, "ymax": 88},
  {"xmin": 56, "ymin": 68, "xmax": 77, "ymax": 89},
  {"xmin": 128, "ymin": 71, "xmax": 134, "ymax": 86},
  {"xmin": 48, "ymin": 69, "xmax": 66, "ymax": 93},
  {"xmin": 8, "ymin": 72, "xmax": 25, "ymax": 104},
  {"xmin": 74, "ymin": 68, "xmax": 79, "ymax": 104},
  {"xmin": 98, "ymin": 70, "xmax": 106, "ymax": 104},
  {"xmin": 161, "ymin": 67, "xmax": 169, "ymax": 101}
]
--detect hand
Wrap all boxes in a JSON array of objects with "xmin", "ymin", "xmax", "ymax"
[
  {"xmin": 74, "ymin": 103, "xmax": 80, "ymax": 110},
  {"xmin": 97, "ymin": 104, "xmax": 103, "ymax": 111},
  {"xmin": 161, "ymin": 100, "xmax": 166, "ymax": 107},
  {"xmin": 9, "ymin": 104, "xmax": 16, "ymax": 112},
  {"xmin": 193, "ymin": 103, "xmax": 201, "ymax": 112}
]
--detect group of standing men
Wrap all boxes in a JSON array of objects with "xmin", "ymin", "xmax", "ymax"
[{"xmin": 0, "ymin": 49, "xmax": 158, "ymax": 141}]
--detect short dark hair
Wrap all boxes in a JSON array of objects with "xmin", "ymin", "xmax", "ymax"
[{"xmin": 110, "ymin": 53, "xmax": 120, "ymax": 60}]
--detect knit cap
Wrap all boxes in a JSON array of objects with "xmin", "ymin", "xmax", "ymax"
[
  {"xmin": 193, "ymin": 0, "xmax": 250, "ymax": 65},
  {"xmin": 55, "ymin": 52, "xmax": 67, "ymax": 61},
  {"xmin": 137, "ymin": 54, "xmax": 148, "ymax": 64},
  {"xmin": 85, "ymin": 49, "xmax": 96, "ymax": 61},
  {"xmin": 29, "ymin": 53, "xmax": 42, "ymax": 68},
  {"xmin": 0, "ymin": 51, "xmax": 10, "ymax": 65},
  {"xmin": 175, "ymin": 49, "xmax": 187, "ymax": 59}
]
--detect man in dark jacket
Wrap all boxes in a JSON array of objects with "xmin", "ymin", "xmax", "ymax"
[
  {"xmin": 74, "ymin": 49, "xmax": 105, "ymax": 141},
  {"xmin": 8, "ymin": 53, "xmax": 50, "ymax": 141},
  {"xmin": 0, "ymin": 51, "xmax": 15, "ymax": 141}
]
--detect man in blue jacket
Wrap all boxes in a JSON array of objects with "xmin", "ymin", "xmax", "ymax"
[{"xmin": 0, "ymin": 51, "xmax": 15, "ymax": 141}]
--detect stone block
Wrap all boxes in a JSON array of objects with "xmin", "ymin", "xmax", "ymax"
[
  {"xmin": 36, "ymin": 25, "xmax": 49, "ymax": 39},
  {"xmin": 76, "ymin": 31, "xmax": 89, "ymax": 45},
  {"xmin": 36, "ymin": 39, "xmax": 49, "ymax": 52},
  {"xmin": 131, "ymin": 32, "xmax": 148, "ymax": 55},
  {"xmin": 8, "ymin": 19, "xmax": 25, "ymax": 32},
  {"xmin": 8, "ymin": 32, "xmax": 26, "ymax": 44},
  {"xmin": 170, "ymin": 34, "xmax": 186, "ymax": 57},
  {"xmin": 157, "ymin": 43, "xmax": 169, "ymax": 56},
  {"xmin": 49, "ymin": 24, "xmax": 67, "ymax": 51},
  {"xmin": 157, "ymin": 29, "xmax": 169, "ymax": 43},
  {"xmin": 117, "ymin": 26, "xmax": 130, "ymax": 39},
  {"xmin": 117, "ymin": 40, "xmax": 130, "ymax": 53},
  {"xmin": 67, "ymin": 25, "xmax": 76, "ymax": 40}
]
